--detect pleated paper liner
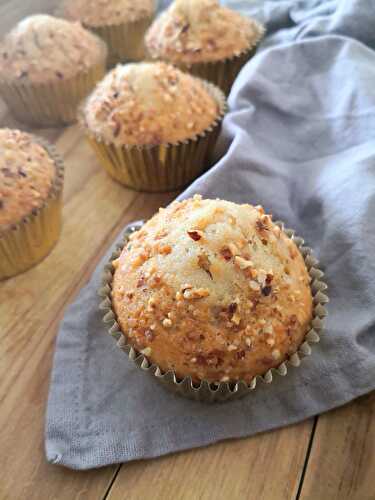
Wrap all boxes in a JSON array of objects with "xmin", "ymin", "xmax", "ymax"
[
  {"xmin": 0, "ymin": 54, "xmax": 107, "ymax": 127},
  {"xmin": 152, "ymin": 22, "xmax": 265, "ymax": 95},
  {"xmin": 0, "ymin": 137, "xmax": 64, "ymax": 280},
  {"xmin": 86, "ymin": 16, "xmax": 154, "ymax": 67},
  {"xmin": 99, "ymin": 220, "xmax": 329, "ymax": 403},
  {"xmin": 79, "ymin": 80, "xmax": 227, "ymax": 192}
]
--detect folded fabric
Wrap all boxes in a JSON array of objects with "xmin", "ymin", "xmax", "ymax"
[{"xmin": 46, "ymin": 0, "xmax": 375, "ymax": 469}]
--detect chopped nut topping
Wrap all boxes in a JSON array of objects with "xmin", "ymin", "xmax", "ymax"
[
  {"xmin": 231, "ymin": 312, "xmax": 241, "ymax": 325},
  {"xmin": 190, "ymin": 357, "xmax": 197, "ymax": 363},
  {"xmin": 228, "ymin": 344, "xmax": 237, "ymax": 351},
  {"xmin": 197, "ymin": 253, "xmax": 213, "ymax": 279},
  {"xmin": 261, "ymin": 286, "xmax": 272, "ymax": 296},
  {"xmin": 266, "ymin": 272, "xmax": 274, "ymax": 283},
  {"xmin": 266, "ymin": 338, "xmax": 275, "ymax": 346},
  {"xmin": 249, "ymin": 268, "xmax": 258, "ymax": 279},
  {"xmin": 221, "ymin": 376, "xmax": 230, "ymax": 382},
  {"xmin": 145, "ymin": 330, "xmax": 155, "ymax": 341},
  {"xmin": 255, "ymin": 205, "xmax": 265, "ymax": 215},
  {"xmin": 272, "ymin": 349, "xmax": 281, "ymax": 360},
  {"xmin": 236, "ymin": 350, "xmax": 246, "ymax": 360},
  {"xmin": 220, "ymin": 247, "xmax": 232, "ymax": 261},
  {"xmin": 162, "ymin": 318, "xmax": 172, "ymax": 328},
  {"xmin": 183, "ymin": 287, "xmax": 210, "ymax": 299},
  {"xmin": 245, "ymin": 337, "xmax": 252, "ymax": 347},
  {"xmin": 234, "ymin": 256, "xmax": 254, "ymax": 270},
  {"xmin": 257, "ymin": 269, "xmax": 267, "ymax": 284},
  {"xmin": 256, "ymin": 218, "xmax": 269, "ymax": 232},
  {"xmin": 187, "ymin": 229, "xmax": 204, "ymax": 241},
  {"xmin": 249, "ymin": 280, "xmax": 260, "ymax": 291},
  {"xmin": 228, "ymin": 243, "xmax": 238, "ymax": 255},
  {"xmin": 159, "ymin": 244, "xmax": 172, "ymax": 255}
]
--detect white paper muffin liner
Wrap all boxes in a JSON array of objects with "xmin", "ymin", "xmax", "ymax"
[{"xmin": 99, "ymin": 220, "xmax": 329, "ymax": 403}]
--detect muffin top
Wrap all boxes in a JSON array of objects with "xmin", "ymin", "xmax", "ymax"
[
  {"xmin": 82, "ymin": 62, "xmax": 222, "ymax": 146},
  {"xmin": 0, "ymin": 129, "xmax": 57, "ymax": 231},
  {"xmin": 111, "ymin": 196, "xmax": 313, "ymax": 384},
  {"xmin": 0, "ymin": 15, "xmax": 106, "ymax": 83},
  {"xmin": 62, "ymin": 0, "xmax": 155, "ymax": 27},
  {"xmin": 146, "ymin": 0, "xmax": 264, "ymax": 65}
]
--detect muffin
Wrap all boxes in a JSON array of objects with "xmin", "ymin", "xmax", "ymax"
[
  {"xmin": 61, "ymin": 0, "xmax": 156, "ymax": 66},
  {"xmin": 80, "ymin": 62, "xmax": 226, "ymax": 192},
  {"xmin": 101, "ymin": 197, "xmax": 328, "ymax": 401},
  {"xmin": 145, "ymin": 0, "xmax": 265, "ymax": 94},
  {"xmin": 0, "ymin": 129, "xmax": 64, "ymax": 279},
  {"xmin": 0, "ymin": 15, "xmax": 107, "ymax": 126}
]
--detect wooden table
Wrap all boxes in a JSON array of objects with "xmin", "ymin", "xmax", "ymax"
[{"xmin": 1, "ymin": 97, "xmax": 375, "ymax": 500}]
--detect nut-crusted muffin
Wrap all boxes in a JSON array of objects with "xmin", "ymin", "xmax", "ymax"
[
  {"xmin": 0, "ymin": 129, "xmax": 55, "ymax": 230},
  {"xmin": 62, "ymin": 0, "xmax": 155, "ymax": 27},
  {"xmin": 0, "ymin": 15, "xmax": 107, "ymax": 125},
  {"xmin": 146, "ymin": 0, "xmax": 263, "ymax": 65},
  {"xmin": 61, "ymin": 0, "xmax": 156, "ymax": 64},
  {"xmin": 111, "ymin": 196, "xmax": 313, "ymax": 384},
  {"xmin": 82, "ymin": 61, "xmax": 220, "ymax": 146},
  {"xmin": 0, "ymin": 15, "xmax": 105, "ymax": 83},
  {"xmin": 145, "ymin": 0, "xmax": 264, "ymax": 93},
  {"xmin": 0, "ymin": 129, "xmax": 64, "ymax": 279}
]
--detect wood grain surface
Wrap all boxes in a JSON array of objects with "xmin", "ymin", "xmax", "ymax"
[{"xmin": 0, "ymin": 2, "xmax": 374, "ymax": 499}]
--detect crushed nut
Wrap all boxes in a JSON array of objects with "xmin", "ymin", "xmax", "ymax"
[
  {"xmin": 162, "ymin": 318, "xmax": 172, "ymax": 328},
  {"xmin": 228, "ymin": 344, "xmax": 237, "ymax": 351},
  {"xmin": 197, "ymin": 253, "xmax": 213, "ymax": 279},
  {"xmin": 159, "ymin": 244, "xmax": 172, "ymax": 255},
  {"xmin": 221, "ymin": 376, "xmax": 230, "ymax": 382},
  {"xmin": 249, "ymin": 280, "xmax": 260, "ymax": 291},
  {"xmin": 266, "ymin": 338, "xmax": 275, "ymax": 346},
  {"xmin": 245, "ymin": 337, "xmax": 252, "ymax": 347},
  {"xmin": 272, "ymin": 349, "xmax": 281, "ymax": 360},
  {"xmin": 234, "ymin": 256, "xmax": 254, "ymax": 270},
  {"xmin": 187, "ymin": 230, "xmax": 204, "ymax": 241},
  {"xmin": 183, "ymin": 287, "xmax": 210, "ymax": 299},
  {"xmin": 262, "ymin": 286, "xmax": 272, "ymax": 296},
  {"xmin": 231, "ymin": 312, "xmax": 241, "ymax": 325}
]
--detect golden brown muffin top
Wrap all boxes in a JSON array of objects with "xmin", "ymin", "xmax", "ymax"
[
  {"xmin": 112, "ymin": 196, "xmax": 313, "ymax": 384},
  {"xmin": 0, "ymin": 129, "xmax": 56, "ymax": 231},
  {"xmin": 146, "ymin": 0, "xmax": 265, "ymax": 65},
  {"xmin": 0, "ymin": 15, "xmax": 106, "ymax": 83},
  {"xmin": 62, "ymin": 0, "xmax": 155, "ymax": 27},
  {"xmin": 81, "ymin": 62, "xmax": 222, "ymax": 146}
]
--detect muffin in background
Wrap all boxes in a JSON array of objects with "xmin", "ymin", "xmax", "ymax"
[
  {"xmin": 80, "ymin": 62, "xmax": 226, "ymax": 192},
  {"xmin": 146, "ymin": 0, "xmax": 265, "ymax": 94},
  {"xmin": 0, "ymin": 15, "xmax": 107, "ymax": 126},
  {"xmin": 61, "ymin": 0, "xmax": 156, "ymax": 66},
  {"xmin": 110, "ymin": 197, "xmax": 313, "ymax": 388},
  {"xmin": 0, "ymin": 129, "xmax": 64, "ymax": 279}
]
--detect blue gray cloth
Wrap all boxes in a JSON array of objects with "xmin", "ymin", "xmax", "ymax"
[{"xmin": 46, "ymin": 0, "xmax": 375, "ymax": 469}]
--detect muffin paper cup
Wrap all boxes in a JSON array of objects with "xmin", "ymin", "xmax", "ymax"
[
  {"xmin": 79, "ymin": 80, "xmax": 226, "ymax": 192},
  {"xmin": 87, "ymin": 16, "xmax": 154, "ymax": 66},
  {"xmin": 154, "ymin": 23, "xmax": 265, "ymax": 95},
  {"xmin": 0, "ymin": 57, "xmax": 107, "ymax": 127},
  {"xmin": 99, "ymin": 220, "xmax": 329, "ymax": 403},
  {"xmin": 0, "ymin": 138, "xmax": 64, "ymax": 280}
]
